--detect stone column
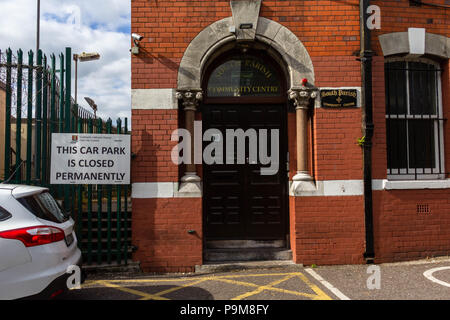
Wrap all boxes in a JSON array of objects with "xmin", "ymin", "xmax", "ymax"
[
  {"xmin": 176, "ymin": 89, "xmax": 203, "ymax": 195},
  {"xmin": 288, "ymin": 87, "xmax": 318, "ymax": 194}
]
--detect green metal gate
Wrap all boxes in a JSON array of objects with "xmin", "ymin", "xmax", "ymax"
[{"xmin": 0, "ymin": 47, "xmax": 132, "ymax": 267}]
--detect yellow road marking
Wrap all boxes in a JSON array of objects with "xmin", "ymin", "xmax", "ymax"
[
  {"xmin": 140, "ymin": 278, "xmax": 211, "ymax": 300},
  {"xmin": 213, "ymin": 277, "xmax": 317, "ymax": 299},
  {"xmin": 101, "ymin": 272, "xmax": 306, "ymax": 283},
  {"xmin": 88, "ymin": 271, "xmax": 333, "ymax": 301},
  {"xmin": 97, "ymin": 280, "xmax": 170, "ymax": 300},
  {"xmin": 231, "ymin": 274, "xmax": 296, "ymax": 300},
  {"xmin": 79, "ymin": 280, "xmax": 101, "ymax": 288},
  {"xmin": 102, "ymin": 278, "xmax": 202, "ymax": 283},
  {"xmin": 296, "ymin": 273, "xmax": 332, "ymax": 300}
]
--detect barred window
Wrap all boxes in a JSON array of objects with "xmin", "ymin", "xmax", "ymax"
[{"xmin": 385, "ymin": 59, "xmax": 445, "ymax": 180}]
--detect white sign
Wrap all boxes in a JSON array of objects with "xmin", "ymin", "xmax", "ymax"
[{"xmin": 50, "ymin": 133, "xmax": 130, "ymax": 185}]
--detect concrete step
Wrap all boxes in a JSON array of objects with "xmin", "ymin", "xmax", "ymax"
[
  {"xmin": 83, "ymin": 261, "xmax": 141, "ymax": 273},
  {"xmin": 204, "ymin": 247, "xmax": 292, "ymax": 262},
  {"xmin": 206, "ymin": 239, "xmax": 286, "ymax": 249},
  {"xmin": 196, "ymin": 260, "xmax": 300, "ymax": 273}
]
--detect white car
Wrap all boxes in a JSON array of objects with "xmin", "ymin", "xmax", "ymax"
[{"xmin": 0, "ymin": 184, "xmax": 83, "ymax": 300}]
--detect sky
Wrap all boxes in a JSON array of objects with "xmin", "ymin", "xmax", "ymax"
[{"xmin": 0, "ymin": 0, "xmax": 131, "ymax": 122}]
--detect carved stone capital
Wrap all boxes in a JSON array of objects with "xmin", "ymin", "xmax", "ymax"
[
  {"xmin": 288, "ymin": 87, "xmax": 318, "ymax": 110},
  {"xmin": 176, "ymin": 89, "xmax": 203, "ymax": 111}
]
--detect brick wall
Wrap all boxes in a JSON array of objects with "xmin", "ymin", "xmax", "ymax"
[
  {"xmin": 131, "ymin": 0, "xmax": 362, "ymax": 90},
  {"xmin": 372, "ymin": 0, "xmax": 450, "ymax": 55},
  {"xmin": 443, "ymin": 60, "xmax": 450, "ymax": 179},
  {"xmin": 131, "ymin": 109, "xmax": 180, "ymax": 183},
  {"xmin": 131, "ymin": 0, "xmax": 450, "ymax": 270},
  {"xmin": 368, "ymin": 1, "xmax": 450, "ymax": 264},
  {"xmin": 292, "ymin": 196, "xmax": 366, "ymax": 265},
  {"xmin": 369, "ymin": 52, "xmax": 450, "ymax": 265},
  {"xmin": 132, "ymin": 198, "xmax": 202, "ymax": 273},
  {"xmin": 373, "ymin": 190, "xmax": 450, "ymax": 263},
  {"xmin": 371, "ymin": 56, "xmax": 388, "ymax": 180},
  {"xmin": 313, "ymin": 107, "xmax": 364, "ymax": 181},
  {"xmin": 131, "ymin": 1, "xmax": 365, "ymax": 183}
]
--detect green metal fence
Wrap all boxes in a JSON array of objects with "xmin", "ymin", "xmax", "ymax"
[{"xmin": 0, "ymin": 47, "xmax": 131, "ymax": 267}]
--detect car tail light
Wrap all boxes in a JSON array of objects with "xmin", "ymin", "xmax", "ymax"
[
  {"xmin": 50, "ymin": 289, "xmax": 64, "ymax": 299},
  {"xmin": 0, "ymin": 226, "xmax": 65, "ymax": 247}
]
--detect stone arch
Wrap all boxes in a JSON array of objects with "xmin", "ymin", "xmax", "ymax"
[
  {"xmin": 379, "ymin": 29, "xmax": 450, "ymax": 59},
  {"xmin": 177, "ymin": 17, "xmax": 315, "ymax": 91}
]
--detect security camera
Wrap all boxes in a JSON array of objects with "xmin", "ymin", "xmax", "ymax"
[
  {"xmin": 132, "ymin": 33, "xmax": 143, "ymax": 41},
  {"xmin": 131, "ymin": 33, "xmax": 144, "ymax": 55}
]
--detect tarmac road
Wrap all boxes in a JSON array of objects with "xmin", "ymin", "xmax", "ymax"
[{"xmin": 59, "ymin": 256, "xmax": 450, "ymax": 301}]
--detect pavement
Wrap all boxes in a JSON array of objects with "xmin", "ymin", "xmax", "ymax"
[{"xmin": 59, "ymin": 256, "xmax": 450, "ymax": 301}]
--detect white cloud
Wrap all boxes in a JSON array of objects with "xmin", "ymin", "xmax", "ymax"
[{"xmin": 0, "ymin": 0, "xmax": 131, "ymax": 123}]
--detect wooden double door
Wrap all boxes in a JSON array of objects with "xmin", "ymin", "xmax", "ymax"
[{"xmin": 202, "ymin": 103, "xmax": 288, "ymax": 240}]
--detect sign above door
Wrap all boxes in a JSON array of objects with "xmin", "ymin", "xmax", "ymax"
[{"xmin": 207, "ymin": 54, "xmax": 281, "ymax": 98}]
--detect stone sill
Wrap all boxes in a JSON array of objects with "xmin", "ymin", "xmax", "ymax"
[{"xmin": 382, "ymin": 179, "xmax": 450, "ymax": 190}]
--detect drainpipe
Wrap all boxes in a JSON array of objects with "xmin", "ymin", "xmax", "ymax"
[{"xmin": 360, "ymin": 0, "xmax": 375, "ymax": 263}]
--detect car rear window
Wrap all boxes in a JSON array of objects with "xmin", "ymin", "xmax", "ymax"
[
  {"xmin": 0, "ymin": 206, "xmax": 12, "ymax": 221},
  {"xmin": 18, "ymin": 191, "xmax": 70, "ymax": 223}
]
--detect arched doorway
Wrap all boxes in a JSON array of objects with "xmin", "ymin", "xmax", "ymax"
[{"xmin": 201, "ymin": 49, "xmax": 289, "ymax": 243}]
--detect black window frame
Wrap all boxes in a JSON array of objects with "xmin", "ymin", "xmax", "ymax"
[{"xmin": 385, "ymin": 58, "xmax": 446, "ymax": 180}]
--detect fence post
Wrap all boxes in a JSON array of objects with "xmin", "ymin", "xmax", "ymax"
[
  {"xmin": 50, "ymin": 54, "xmax": 56, "ymax": 134},
  {"xmin": 26, "ymin": 51, "xmax": 34, "ymax": 184},
  {"xmin": 15, "ymin": 49, "xmax": 23, "ymax": 182},
  {"xmin": 49, "ymin": 54, "xmax": 56, "ymax": 193},
  {"xmin": 106, "ymin": 118, "xmax": 112, "ymax": 265},
  {"xmin": 76, "ymin": 118, "xmax": 83, "ymax": 248},
  {"xmin": 58, "ymin": 52, "xmax": 64, "ymax": 133},
  {"xmin": 4, "ymin": 48, "xmax": 12, "ymax": 181},
  {"xmin": 123, "ymin": 117, "xmax": 129, "ymax": 265},
  {"xmin": 42, "ymin": 55, "xmax": 48, "ymax": 185},
  {"xmin": 87, "ymin": 118, "xmax": 93, "ymax": 265},
  {"xmin": 97, "ymin": 117, "xmax": 103, "ymax": 265},
  {"xmin": 63, "ymin": 47, "xmax": 71, "ymax": 213},
  {"xmin": 35, "ymin": 49, "xmax": 42, "ymax": 184},
  {"xmin": 64, "ymin": 47, "xmax": 71, "ymax": 134},
  {"xmin": 69, "ymin": 103, "xmax": 78, "ymax": 217},
  {"xmin": 71, "ymin": 104, "xmax": 77, "ymax": 135},
  {"xmin": 116, "ymin": 118, "xmax": 122, "ymax": 265}
]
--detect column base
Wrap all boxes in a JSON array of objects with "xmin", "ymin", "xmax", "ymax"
[
  {"xmin": 292, "ymin": 171, "xmax": 313, "ymax": 182},
  {"xmin": 290, "ymin": 172, "xmax": 316, "ymax": 196},
  {"xmin": 177, "ymin": 172, "xmax": 202, "ymax": 197}
]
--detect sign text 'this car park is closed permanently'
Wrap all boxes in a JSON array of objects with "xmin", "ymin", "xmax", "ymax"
[{"xmin": 50, "ymin": 133, "xmax": 131, "ymax": 185}]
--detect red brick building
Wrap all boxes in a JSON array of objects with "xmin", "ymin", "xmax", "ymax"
[{"xmin": 130, "ymin": 0, "xmax": 450, "ymax": 273}]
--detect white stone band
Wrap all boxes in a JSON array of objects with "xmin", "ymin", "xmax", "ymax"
[
  {"xmin": 290, "ymin": 179, "xmax": 450, "ymax": 196},
  {"xmin": 132, "ymin": 179, "xmax": 450, "ymax": 198},
  {"xmin": 132, "ymin": 89, "xmax": 178, "ymax": 110},
  {"xmin": 132, "ymin": 182, "xmax": 202, "ymax": 198}
]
